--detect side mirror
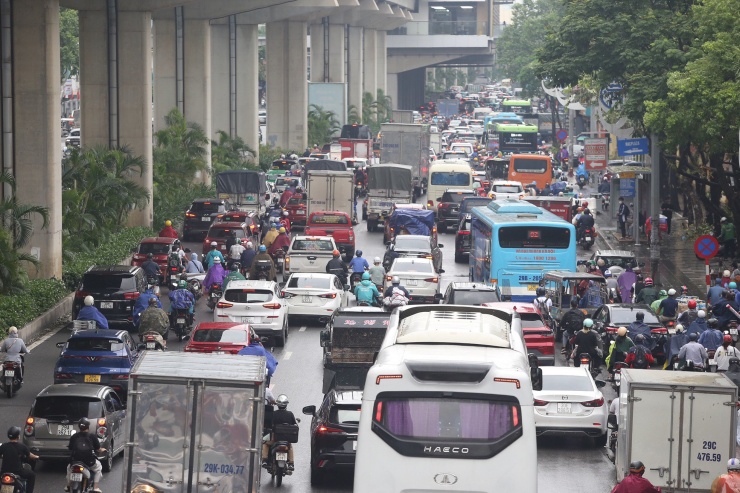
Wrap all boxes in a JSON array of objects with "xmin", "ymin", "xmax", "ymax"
[
  {"xmin": 438, "ymin": 269, "xmax": 445, "ymax": 274},
  {"xmin": 56, "ymin": 342, "xmax": 65, "ymax": 348},
  {"xmin": 130, "ymin": 247, "xmax": 137, "ymax": 253},
  {"xmin": 434, "ymin": 293, "xmax": 443, "ymax": 300},
  {"xmin": 260, "ymin": 337, "xmax": 270, "ymax": 345},
  {"xmin": 344, "ymin": 284, "xmax": 351, "ymax": 291},
  {"xmin": 137, "ymin": 343, "xmax": 146, "ymax": 351},
  {"xmin": 594, "ymin": 379, "xmax": 607, "ymax": 388},
  {"xmin": 302, "ymin": 405, "xmax": 316, "ymax": 416},
  {"xmin": 438, "ymin": 244, "xmax": 444, "ymax": 248},
  {"xmin": 436, "ymin": 197, "xmax": 442, "ymax": 202}
]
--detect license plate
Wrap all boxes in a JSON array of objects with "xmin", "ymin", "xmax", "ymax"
[
  {"xmin": 297, "ymin": 210, "xmax": 305, "ymax": 215},
  {"xmin": 213, "ymin": 351, "xmax": 225, "ymax": 355},
  {"xmin": 406, "ymin": 280, "xmax": 418, "ymax": 286},
  {"xmin": 177, "ymin": 318, "xmax": 186, "ymax": 324},
  {"xmin": 352, "ymin": 440, "xmax": 357, "ymax": 451},
  {"xmin": 302, "ymin": 295, "xmax": 312, "ymax": 303},
  {"xmin": 4, "ymin": 370, "xmax": 14, "ymax": 377},
  {"xmin": 527, "ymin": 284, "xmax": 539, "ymax": 291},
  {"xmin": 202, "ymin": 217, "xmax": 211, "ymax": 222},
  {"xmin": 57, "ymin": 424, "xmax": 75, "ymax": 436},
  {"xmin": 70, "ymin": 473, "xmax": 83, "ymax": 482},
  {"xmin": 557, "ymin": 403, "xmax": 571, "ymax": 414},
  {"xmin": 709, "ymin": 359, "xmax": 717, "ymax": 366},
  {"xmin": 146, "ymin": 342, "xmax": 156, "ymax": 349},
  {"xmin": 585, "ymin": 236, "xmax": 592, "ymax": 241},
  {"xmin": 84, "ymin": 374, "xmax": 101, "ymax": 383},
  {"xmin": 1, "ymin": 485, "xmax": 14, "ymax": 493},
  {"xmin": 732, "ymin": 328, "xmax": 738, "ymax": 335},
  {"xmin": 275, "ymin": 452, "xmax": 288, "ymax": 461},
  {"xmin": 241, "ymin": 317, "xmax": 258, "ymax": 324},
  {"xmin": 211, "ymin": 292, "xmax": 220, "ymax": 298},
  {"xmin": 100, "ymin": 302, "xmax": 113, "ymax": 309}
]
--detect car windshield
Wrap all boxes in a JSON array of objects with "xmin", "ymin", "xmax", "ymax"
[
  {"xmin": 190, "ymin": 202, "xmax": 221, "ymax": 214},
  {"xmin": 66, "ymin": 338, "xmax": 125, "ymax": 352},
  {"xmin": 192, "ymin": 329, "xmax": 248, "ymax": 343},
  {"xmin": 287, "ymin": 195, "xmax": 306, "ymax": 206},
  {"xmin": 392, "ymin": 260, "xmax": 434, "ymax": 273},
  {"xmin": 310, "ymin": 214, "xmax": 349, "ymax": 225},
  {"xmin": 138, "ymin": 243, "xmax": 170, "ymax": 255},
  {"xmin": 208, "ymin": 227, "xmax": 245, "ymax": 239},
  {"xmin": 451, "ymin": 290, "xmax": 499, "ymax": 305},
  {"xmin": 394, "ymin": 237, "xmax": 430, "ymax": 251},
  {"xmin": 32, "ymin": 397, "xmax": 103, "ymax": 421},
  {"xmin": 276, "ymin": 178, "xmax": 300, "ymax": 187},
  {"xmin": 611, "ymin": 308, "xmax": 661, "ymax": 325},
  {"xmin": 224, "ymin": 289, "xmax": 273, "ymax": 304},
  {"xmin": 81, "ymin": 275, "xmax": 136, "ymax": 292},
  {"xmin": 220, "ymin": 214, "xmax": 250, "ymax": 223},
  {"xmin": 430, "ymin": 172, "xmax": 470, "ymax": 187},
  {"xmin": 287, "ymin": 277, "xmax": 331, "ymax": 289},
  {"xmin": 519, "ymin": 312, "xmax": 546, "ymax": 329},
  {"xmin": 441, "ymin": 192, "xmax": 472, "ymax": 203},
  {"xmin": 330, "ymin": 405, "xmax": 362, "ymax": 425},
  {"xmin": 493, "ymin": 184, "xmax": 523, "ymax": 194},
  {"xmin": 291, "ymin": 239, "xmax": 334, "ymax": 251},
  {"xmin": 541, "ymin": 374, "xmax": 594, "ymax": 392},
  {"xmin": 599, "ymin": 256, "xmax": 634, "ymax": 268}
]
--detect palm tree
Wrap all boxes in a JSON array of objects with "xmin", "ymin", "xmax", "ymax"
[
  {"xmin": 153, "ymin": 108, "xmax": 209, "ymax": 185},
  {"xmin": 211, "ymin": 130, "xmax": 257, "ymax": 175},
  {"xmin": 307, "ymin": 104, "xmax": 341, "ymax": 147}
]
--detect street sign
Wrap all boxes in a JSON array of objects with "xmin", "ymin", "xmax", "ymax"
[
  {"xmin": 617, "ymin": 138, "xmax": 649, "ymax": 156},
  {"xmin": 556, "ymin": 129, "xmax": 568, "ymax": 141},
  {"xmin": 694, "ymin": 235, "xmax": 719, "ymax": 260},
  {"xmin": 619, "ymin": 178, "xmax": 636, "ymax": 198},
  {"xmin": 584, "ymin": 138, "xmax": 608, "ymax": 170}
]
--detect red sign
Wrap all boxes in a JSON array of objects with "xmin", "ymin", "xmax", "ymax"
[
  {"xmin": 584, "ymin": 138, "xmax": 608, "ymax": 170},
  {"xmin": 694, "ymin": 235, "xmax": 719, "ymax": 260}
]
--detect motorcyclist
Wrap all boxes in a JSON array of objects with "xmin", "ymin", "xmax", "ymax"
[
  {"xmin": 657, "ymin": 288, "xmax": 679, "ymax": 323},
  {"xmin": 631, "ymin": 269, "xmax": 645, "ymax": 302},
  {"xmin": 617, "ymin": 265, "xmax": 637, "ymax": 305},
  {"xmin": 137, "ymin": 297, "xmax": 169, "ymax": 347},
  {"xmin": 635, "ymin": 277, "xmax": 659, "ymax": 305},
  {"xmin": 66, "ymin": 417, "xmax": 106, "ymax": 493},
  {"xmin": 203, "ymin": 241, "xmax": 226, "ymax": 270},
  {"xmin": 240, "ymin": 241, "xmax": 257, "ymax": 273},
  {"xmin": 576, "ymin": 208, "xmax": 595, "ymax": 242},
  {"xmin": 715, "ymin": 334, "xmax": 740, "ymax": 372},
  {"xmin": 0, "ymin": 327, "xmax": 29, "ymax": 381},
  {"xmin": 279, "ymin": 210, "xmax": 291, "ymax": 233},
  {"xmin": 77, "ymin": 296, "xmax": 109, "ymax": 329},
  {"xmin": 249, "ymin": 245, "xmax": 276, "ymax": 281},
  {"xmin": 222, "ymin": 262, "xmax": 246, "ymax": 291},
  {"xmin": 326, "ymin": 249, "xmax": 348, "ymax": 284},
  {"xmin": 354, "ymin": 272, "xmax": 381, "ymax": 306},
  {"xmin": 262, "ymin": 394, "xmax": 296, "ymax": 471},
  {"xmin": 698, "ymin": 318, "xmax": 724, "ymax": 352},
  {"xmin": 650, "ymin": 290, "xmax": 668, "ymax": 314},
  {"xmin": 579, "ymin": 280, "xmax": 604, "ymax": 308},
  {"xmin": 0, "ymin": 426, "xmax": 38, "ymax": 493},
  {"xmin": 203, "ymin": 256, "xmax": 227, "ymax": 294},
  {"xmin": 627, "ymin": 312, "xmax": 654, "ymax": 350},
  {"xmin": 708, "ymin": 278, "xmax": 725, "ymax": 306},
  {"xmin": 713, "ymin": 290, "xmax": 740, "ymax": 329},
  {"xmin": 534, "ymin": 287, "xmax": 552, "ymax": 312},
  {"xmin": 573, "ymin": 318, "xmax": 601, "ymax": 367},
  {"xmin": 133, "ymin": 285, "xmax": 162, "ymax": 327},
  {"xmin": 185, "ymin": 252, "xmax": 204, "ymax": 274},
  {"xmin": 665, "ymin": 323, "xmax": 689, "ymax": 366},
  {"xmin": 279, "ymin": 186, "xmax": 294, "ymax": 207},
  {"xmin": 349, "ymin": 250, "xmax": 370, "ymax": 277},
  {"xmin": 141, "ymin": 252, "xmax": 161, "ymax": 281},
  {"xmin": 168, "ymin": 280, "xmax": 195, "ymax": 326},
  {"xmin": 677, "ymin": 299, "xmax": 699, "ymax": 326},
  {"xmin": 560, "ymin": 298, "xmax": 586, "ymax": 353},
  {"xmin": 711, "ymin": 458, "xmax": 740, "ymax": 492},
  {"xmin": 383, "ymin": 276, "xmax": 410, "ymax": 308},
  {"xmin": 678, "ymin": 332, "xmax": 708, "ymax": 370},
  {"xmin": 624, "ymin": 334, "xmax": 655, "ymax": 369},
  {"xmin": 263, "ymin": 223, "xmax": 279, "ymax": 249},
  {"xmin": 158, "ymin": 219, "xmax": 179, "ymax": 239},
  {"xmin": 237, "ymin": 333, "xmax": 278, "ymax": 383},
  {"xmin": 368, "ymin": 257, "xmax": 386, "ymax": 292},
  {"xmin": 610, "ymin": 461, "xmax": 662, "ymax": 493},
  {"xmin": 228, "ymin": 233, "xmax": 245, "ymax": 268},
  {"xmin": 687, "ymin": 309, "xmax": 708, "ymax": 336},
  {"xmin": 605, "ymin": 326, "xmax": 634, "ymax": 373},
  {"xmin": 268, "ymin": 227, "xmax": 291, "ymax": 257},
  {"xmin": 604, "ymin": 269, "xmax": 619, "ymax": 292}
]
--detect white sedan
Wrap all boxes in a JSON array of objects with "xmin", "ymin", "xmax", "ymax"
[
  {"xmin": 281, "ymin": 273, "xmax": 348, "ymax": 320},
  {"xmin": 533, "ymin": 366, "xmax": 608, "ymax": 446},
  {"xmin": 213, "ymin": 280, "xmax": 289, "ymax": 346},
  {"xmin": 385, "ymin": 257, "xmax": 442, "ymax": 304},
  {"xmin": 488, "ymin": 180, "xmax": 525, "ymax": 200}
]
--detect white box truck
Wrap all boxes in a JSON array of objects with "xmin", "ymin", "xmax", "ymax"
[
  {"xmin": 380, "ymin": 123, "xmax": 431, "ymax": 199},
  {"xmin": 616, "ymin": 369, "xmax": 737, "ymax": 492},
  {"xmin": 122, "ymin": 352, "xmax": 266, "ymax": 493},
  {"xmin": 305, "ymin": 169, "xmax": 356, "ymax": 223}
]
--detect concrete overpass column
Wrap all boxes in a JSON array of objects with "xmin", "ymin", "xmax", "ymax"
[
  {"xmin": 362, "ymin": 28, "xmax": 377, "ymax": 99},
  {"xmin": 210, "ymin": 21, "xmax": 230, "ymax": 139},
  {"xmin": 327, "ymin": 23, "xmax": 345, "ymax": 83},
  {"xmin": 309, "ymin": 21, "xmax": 325, "ymax": 83},
  {"xmin": 79, "ymin": 8, "xmax": 109, "ymax": 146},
  {"xmin": 347, "ymin": 26, "xmax": 363, "ymax": 118},
  {"xmin": 266, "ymin": 20, "xmax": 307, "ymax": 151},
  {"xmin": 13, "ymin": 0, "xmax": 62, "ymax": 278},
  {"xmin": 387, "ymin": 72, "xmax": 398, "ymax": 111},
  {"xmin": 117, "ymin": 10, "xmax": 153, "ymax": 227},
  {"xmin": 376, "ymin": 30, "xmax": 387, "ymax": 95},
  {"xmin": 235, "ymin": 20, "xmax": 260, "ymax": 159},
  {"xmin": 153, "ymin": 16, "xmax": 177, "ymax": 132},
  {"xmin": 183, "ymin": 19, "xmax": 211, "ymax": 183}
]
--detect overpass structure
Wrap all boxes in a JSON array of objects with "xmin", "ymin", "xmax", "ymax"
[{"xmin": 1, "ymin": 0, "xmax": 498, "ymax": 279}]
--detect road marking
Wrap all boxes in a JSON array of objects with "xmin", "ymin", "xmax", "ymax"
[
  {"xmin": 283, "ymin": 351, "xmax": 292, "ymax": 360},
  {"xmin": 28, "ymin": 325, "xmax": 66, "ymax": 350},
  {"xmin": 299, "ymin": 326, "xmax": 306, "ymax": 332}
]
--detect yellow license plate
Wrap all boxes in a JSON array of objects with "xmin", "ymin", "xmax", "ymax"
[
  {"xmin": 527, "ymin": 284, "xmax": 539, "ymax": 291},
  {"xmin": 84, "ymin": 374, "xmax": 101, "ymax": 383}
]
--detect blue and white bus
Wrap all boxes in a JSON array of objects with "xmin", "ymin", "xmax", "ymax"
[{"xmin": 470, "ymin": 199, "xmax": 576, "ymax": 301}]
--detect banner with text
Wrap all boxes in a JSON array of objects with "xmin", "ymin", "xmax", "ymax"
[{"xmin": 584, "ymin": 138, "xmax": 608, "ymax": 170}]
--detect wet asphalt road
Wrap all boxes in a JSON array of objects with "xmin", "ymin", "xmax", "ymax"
[{"xmin": 1, "ymin": 187, "xmax": 619, "ymax": 493}]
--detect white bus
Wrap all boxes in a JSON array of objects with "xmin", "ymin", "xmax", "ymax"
[{"xmin": 354, "ymin": 305, "xmax": 540, "ymax": 493}]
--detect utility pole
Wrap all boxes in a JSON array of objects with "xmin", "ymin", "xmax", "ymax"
[{"xmin": 650, "ymin": 134, "xmax": 661, "ymax": 284}]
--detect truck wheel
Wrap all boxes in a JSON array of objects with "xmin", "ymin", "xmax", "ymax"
[
  {"xmin": 367, "ymin": 220, "xmax": 376, "ymax": 232},
  {"xmin": 594, "ymin": 432, "xmax": 608, "ymax": 448}
]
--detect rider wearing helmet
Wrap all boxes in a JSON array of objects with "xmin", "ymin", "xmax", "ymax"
[
  {"xmin": 67, "ymin": 417, "xmax": 107, "ymax": 493},
  {"xmin": 368, "ymin": 256, "xmax": 386, "ymax": 291},
  {"xmin": 606, "ymin": 326, "xmax": 634, "ymax": 373},
  {"xmin": 262, "ymin": 394, "xmax": 297, "ymax": 470},
  {"xmin": 158, "ymin": 219, "xmax": 179, "ymax": 239},
  {"xmin": 573, "ymin": 319, "xmax": 602, "ymax": 368},
  {"xmin": 576, "ymin": 208, "xmax": 595, "ymax": 242},
  {"xmin": 635, "ymin": 277, "xmax": 659, "ymax": 305},
  {"xmin": 560, "ymin": 298, "xmax": 586, "ymax": 355},
  {"xmin": 625, "ymin": 333, "xmax": 655, "ymax": 369},
  {"xmin": 237, "ymin": 332, "xmax": 278, "ymax": 379},
  {"xmin": 262, "ymin": 223, "xmax": 280, "ymax": 249},
  {"xmin": 534, "ymin": 286, "xmax": 552, "ymax": 312},
  {"xmin": 699, "ymin": 318, "xmax": 724, "ymax": 351},
  {"xmin": 354, "ymin": 272, "xmax": 381, "ymax": 306},
  {"xmin": 0, "ymin": 327, "xmax": 30, "ymax": 381},
  {"xmin": 383, "ymin": 276, "xmax": 410, "ymax": 308},
  {"xmin": 222, "ymin": 262, "xmax": 246, "ymax": 291},
  {"xmin": 611, "ymin": 461, "xmax": 662, "ymax": 493},
  {"xmin": 712, "ymin": 458, "xmax": 740, "ymax": 492},
  {"xmin": 240, "ymin": 241, "xmax": 257, "ymax": 272},
  {"xmin": 168, "ymin": 280, "xmax": 195, "ymax": 326},
  {"xmin": 268, "ymin": 226, "xmax": 291, "ymax": 257},
  {"xmin": 349, "ymin": 250, "xmax": 370, "ymax": 274},
  {"xmin": 715, "ymin": 334, "xmax": 740, "ymax": 372},
  {"xmin": 627, "ymin": 311, "xmax": 653, "ymax": 349},
  {"xmin": 678, "ymin": 298, "xmax": 699, "ymax": 326},
  {"xmin": 326, "ymin": 249, "xmax": 348, "ymax": 284},
  {"xmin": 679, "ymin": 332, "xmax": 708, "ymax": 370},
  {"xmin": 137, "ymin": 296, "xmax": 170, "ymax": 346},
  {"xmin": 657, "ymin": 288, "xmax": 679, "ymax": 323},
  {"xmin": 250, "ymin": 245, "xmax": 277, "ymax": 281},
  {"xmin": 141, "ymin": 252, "xmax": 161, "ymax": 280},
  {"xmin": 0, "ymin": 426, "xmax": 38, "ymax": 493},
  {"xmin": 76, "ymin": 295, "xmax": 110, "ymax": 329},
  {"xmin": 279, "ymin": 210, "xmax": 291, "ymax": 233},
  {"xmin": 204, "ymin": 241, "xmax": 226, "ymax": 270}
]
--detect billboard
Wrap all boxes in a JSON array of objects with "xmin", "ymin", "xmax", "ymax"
[{"xmin": 308, "ymin": 82, "xmax": 347, "ymax": 135}]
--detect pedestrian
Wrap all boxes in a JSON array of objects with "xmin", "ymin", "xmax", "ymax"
[
  {"xmin": 719, "ymin": 217, "xmax": 736, "ymax": 259},
  {"xmin": 618, "ymin": 197, "xmax": 629, "ymax": 239},
  {"xmin": 712, "ymin": 458, "xmax": 740, "ymax": 492},
  {"xmin": 611, "ymin": 461, "xmax": 662, "ymax": 493},
  {"xmin": 661, "ymin": 200, "xmax": 673, "ymax": 235}
]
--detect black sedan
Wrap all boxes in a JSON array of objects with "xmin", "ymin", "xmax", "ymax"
[{"xmin": 302, "ymin": 390, "xmax": 362, "ymax": 486}]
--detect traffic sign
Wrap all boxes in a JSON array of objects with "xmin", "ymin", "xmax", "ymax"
[
  {"xmin": 694, "ymin": 235, "xmax": 719, "ymax": 260},
  {"xmin": 556, "ymin": 129, "xmax": 568, "ymax": 141},
  {"xmin": 617, "ymin": 138, "xmax": 649, "ymax": 156},
  {"xmin": 584, "ymin": 138, "xmax": 608, "ymax": 170}
]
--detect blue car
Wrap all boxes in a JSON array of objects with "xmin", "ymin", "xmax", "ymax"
[{"xmin": 54, "ymin": 330, "xmax": 140, "ymax": 394}]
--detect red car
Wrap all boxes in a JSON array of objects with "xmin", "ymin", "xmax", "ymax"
[
  {"xmin": 487, "ymin": 302, "xmax": 555, "ymax": 366},
  {"xmin": 130, "ymin": 237, "xmax": 180, "ymax": 280},
  {"xmin": 285, "ymin": 193, "xmax": 307, "ymax": 228},
  {"xmin": 201, "ymin": 221, "xmax": 257, "ymax": 256},
  {"xmin": 184, "ymin": 322, "xmax": 257, "ymax": 354}
]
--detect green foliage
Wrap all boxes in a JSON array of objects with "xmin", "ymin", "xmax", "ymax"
[
  {"xmin": 350, "ymin": 90, "xmax": 394, "ymax": 136},
  {"xmin": 259, "ymin": 145, "xmax": 290, "ymax": 171},
  {"xmin": 153, "ymin": 182, "xmax": 215, "ymax": 230},
  {"xmin": 0, "ymin": 278, "xmax": 68, "ymax": 335},
  {"xmin": 153, "ymin": 108, "xmax": 209, "ymax": 184},
  {"xmin": 307, "ymin": 104, "xmax": 341, "ymax": 147},
  {"xmin": 60, "ymin": 7, "xmax": 79, "ymax": 82},
  {"xmin": 0, "ymin": 229, "xmax": 37, "ymax": 295},
  {"xmin": 211, "ymin": 130, "xmax": 258, "ymax": 175}
]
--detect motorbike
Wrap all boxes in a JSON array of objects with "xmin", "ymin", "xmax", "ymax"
[
  {"xmin": 264, "ymin": 422, "xmax": 300, "ymax": 487},
  {"xmin": 602, "ymin": 194, "xmax": 610, "ymax": 212},
  {"xmin": 1, "ymin": 455, "xmax": 35, "ymax": 493},
  {"xmin": 707, "ymin": 349, "xmax": 718, "ymax": 372},
  {"xmin": 577, "ymin": 174, "xmax": 588, "ymax": 189},
  {"xmin": 1, "ymin": 358, "xmax": 23, "ymax": 398},
  {"xmin": 139, "ymin": 331, "xmax": 166, "ymax": 351},
  {"xmin": 354, "ymin": 184, "xmax": 367, "ymax": 199},
  {"xmin": 350, "ymin": 272, "xmax": 363, "ymax": 290},
  {"xmin": 170, "ymin": 308, "xmax": 193, "ymax": 341},
  {"xmin": 184, "ymin": 277, "xmax": 202, "ymax": 301},
  {"xmin": 206, "ymin": 283, "xmax": 223, "ymax": 311},
  {"xmin": 607, "ymin": 287, "xmax": 621, "ymax": 304},
  {"xmin": 273, "ymin": 248, "xmax": 287, "ymax": 274},
  {"xmin": 254, "ymin": 259, "xmax": 274, "ymax": 281},
  {"xmin": 146, "ymin": 275, "xmax": 158, "ymax": 290},
  {"xmin": 612, "ymin": 361, "xmax": 628, "ymax": 393},
  {"xmin": 607, "ymin": 414, "xmax": 618, "ymax": 458},
  {"xmin": 579, "ymin": 227, "xmax": 596, "ymax": 249},
  {"xmin": 67, "ymin": 460, "xmax": 95, "ymax": 493},
  {"xmin": 167, "ymin": 265, "xmax": 181, "ymax": 291},
  {"xmin": 577, "ymin": 352, "xmax": 600, "ymax": 378}
]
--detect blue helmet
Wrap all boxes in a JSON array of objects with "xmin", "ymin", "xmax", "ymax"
[{"xmin": 259, "ymin": 245, "xmax": 267, "ymax": 252}]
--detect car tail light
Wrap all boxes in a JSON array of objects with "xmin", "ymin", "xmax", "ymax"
[
  {"xmin": 113, "ymin": 374, "xmax": 130, "ymax": 380},
  {"xmin": 217, "ymin": 302, "xmax": 234, "ymax": 309},
  {"xmin": 124, "ymin": 292, "xmax": 140, "ymax": 300},
  {"xmin": 581, "ymin": 397, "xmax": 604, "ymax": 408},
  {"xmin": 285, "ymin": 256, "xmax": 290, "ymax": 271},
  {"xmin": 427, "ymin": 200, "xmax": 434, "ymax": 208},
  {"xmin": 75, "ymin": 291, "xmax": 89, "ymax": 299},
  {"xmin": 281, "ymin": 291, "xmax": 294, "ymax": 299},
  {"xmin": 24, "ymin": 417, "xmax": 34, "ymax": 436},
  {"xmin": 438, "ymin": 203, "xmax": 449, "ymax": 210},
  {"xmin": 318, "ymin": 293, "xmax": 337, "ymax": 299},
  {"xmin": 97, "ymin": 418, "xmax": 107, "ymax": 438},
  {"xmin": 317, "ymin": 425, "xmax": 345, "ymax": 435},
  {"xmin": 262, "ymin": 303, "xmax": 282, "ymax": 309},
  {"xmin": 533, "ymin": 399, "xmax": 549, "ymax": 406},
  {"xmin": 424, "ymin": 277, "xmax": 439, "ymax": 283},
  {"xmin": 349, "ymin": 233, "xmax": 354, "ymax": 241},
  {"xmin": 55, "ymin": 373, "xmax": 74, "ymax": 380},
  {"xmin": 186, "ymin": 212, "xmax": 196, "ymax": 218}
]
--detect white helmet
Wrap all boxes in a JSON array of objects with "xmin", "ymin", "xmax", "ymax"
[
  {"xmin": 392, "ymin": 276, "xmax": 400, "ymax": 284},
  {"xmin": 276, "ymin": 394, "xmax": 289, "ymax": 409},
  {"xmin": 374, "ymin": 257, "xmax": 381, "ymax": 264},
  {"xmin": 84, "ymin": 295, "xmax": 94, "ymax": 306},
  {"xmin": 246, "ymin": 241, "xmax": 254, "ymax": 249},
  {"xmin": 667, "ymin": 288, "xmax": 676, "ymax": 296},
  {"xmin": 698, "ymin": 309, "xmax": 706, "ymax": 318}
]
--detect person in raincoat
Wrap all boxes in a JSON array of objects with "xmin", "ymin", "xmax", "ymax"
[
  {"xmin": 617, "ymin": 265, "xmax": 637, "ymax": 305},
  {"xmin": 605, "ymin": 326, "xmax": 634, "ymax": 374},
  {"xmin": 76, "ymin": 296, "xmax": 109, "ymax": 329},
  {"xmin": 203, "ymin": 257, "xmax": 227, "ymax": 294},
  {"xmin": 710, "ymin": 458, "xmax": 740, "ymax": 493},
  {"xmin": 627, "ymin": 312, "xmax": 655, "ymax": 351}
]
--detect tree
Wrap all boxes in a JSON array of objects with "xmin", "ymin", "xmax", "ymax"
[
  {"xmin": 307, "ymin": 104, "xmax": 340, "ymax": 147},
  {"xmin": 211, "ymin": 130, "xmax": 258, "ymax": 175},
  {"xmin": 153, "ymin": 108, "xmax": 209, "ymax": 185},
  {"xmin": 60, "ymin": 7, "xmax": 79, "ymax": 82}
]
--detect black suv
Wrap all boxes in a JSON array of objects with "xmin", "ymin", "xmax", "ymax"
[
  {"xmin": 436, "ymin": 189, "xmax": 476, "ymax": 233},
  {"xmin": 442, "ymin": 281, "xmax": 501, "ymax": 305},
  {"xmin": 72, "ymin": 265, "xmax": 146, "ymax": 330},
  {"xmin": 183, "ymin": 198, "xmax": 231, "ymax": 240},
  {"xmin": 303, "ymin": 390, "xmax": 362, "ymax": 486}
]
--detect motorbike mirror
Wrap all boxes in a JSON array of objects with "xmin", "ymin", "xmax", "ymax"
[
  {"xmin": 56, "ymin": 342, "xmax": 65, "ymax": 348},
  {"xmin": 434, "ymin": 293, "xmax": 443, "ymax": 300},
  {"xmin": 594, "ymin": 379, "xmax": 607, "ymax": 388},
  {"xmin": 438, "ymin": 269, "xmax": 445, "ymax": 274},
  {"xmin": 137, "ymin": 343, "xmax": 146, "ymax": 351},
  {"xmin": 438, "ymin": 244, "xmax": 444, "ymax": 248},
  {"xmin": 302, "ymin": 405, "xmax": 316, "ymax": 415},
  {"xmin": 344, "ymin": 284, "xmax": 351, "ymax": 291}
]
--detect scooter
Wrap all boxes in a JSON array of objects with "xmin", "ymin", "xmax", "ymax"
[
  {"xmin": 273, "ymin": 248, "xmax": 287, "ymax": 274},
  {"xmin": 350, "ymin": 272, "xmax": 363, "ymax": 290},
  {"xmin": 206, "ymin": 283, "xmax": 223, "ymax": 311},
  {"xmin": 264, "ymin": 422, "xmax": 300, "ymax": 487},
  {"xmin": 577, "ymin": 174, "xmax": 588, "ymax": 189},
  {"xmin": 1, "ymin": 359, "xmax": 23, "ymax": 398},
  {"xmin": 612, "ymin": 361, "xmax": 628, "ymax": 393},
  {"xmin": 602, "ymin": 194, "xmax": 610, "ymax": 212},
  {"xmin": 67, "ymin": 460, "xmax": 95, "ymax": 493},
  {"xmin": 577, "ymin": 352, "xmax": 600, "ymax": 378},
  {"xmin": 170, "ymin": 308, "xmax": 192, "ymax": 342},
  {"xmin": 138, "ymin": 331, "xmax": 166, "ymax": 351},
  {"xmin": 253, "ymin": 259, "xmax": 273, "ymax": 281},
  {"xmin": 579, "ymin": 227, "xmax": 596, "ymax": 249},
  {"xmin": 607, "ymin": 414, "xmax": 618, "ymax": 458}
]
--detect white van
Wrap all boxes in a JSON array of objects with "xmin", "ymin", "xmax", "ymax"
[{"xmin": 426, "ymin": 160, "xmax": 473, "ymax": 213}]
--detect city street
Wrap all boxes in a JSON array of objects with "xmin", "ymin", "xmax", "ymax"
[{"xmin": 0, "ymin": 189, "xmax": 619, "ymax": 492}]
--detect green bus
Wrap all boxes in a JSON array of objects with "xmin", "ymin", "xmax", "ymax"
[
  {"xmin": 501, "ymin": 99, "xmax": 533, "ymax": 114},
  {"xmin": 491, "ymin": 123, "xmax": 538, "ymax": 154}
]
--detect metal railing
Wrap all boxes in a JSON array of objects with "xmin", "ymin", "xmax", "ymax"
[{"xmin": 389, "ymin": 21, "xmax": 489, "ymax": 36}]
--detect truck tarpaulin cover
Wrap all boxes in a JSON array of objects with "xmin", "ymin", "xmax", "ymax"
[
  {"xmin": 390, "ymin": 209, "xmax": 436, "ymax": 235},
  {"xmin": 368, "ymin": 165, "xmax": 412, "ymax": 191},
  {"xmin": 216, "ymin": 170, "xmax": 267, "ymax": 194},
  {"xmin": 305, "ymin": 160, "xmax": 347, "ymax": 172}
]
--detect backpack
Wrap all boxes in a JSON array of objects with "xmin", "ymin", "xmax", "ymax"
[
  {"xmin": 72, "ymin": 433, "xmax": 95, "ymax": 465},
  {"xmin": 632, "ymin": 346, "xmax": 649, "ymax": 369}
]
